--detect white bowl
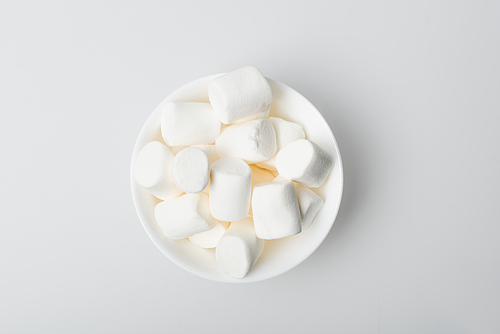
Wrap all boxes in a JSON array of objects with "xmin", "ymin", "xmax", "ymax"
[{"xmin": 131, "ymin": 74, "xmax": 344, "ymax": 283}]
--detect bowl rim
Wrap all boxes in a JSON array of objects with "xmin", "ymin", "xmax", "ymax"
[{"xmin": 130, "ymin": 73, "xmax": 344, "ymax": 283}]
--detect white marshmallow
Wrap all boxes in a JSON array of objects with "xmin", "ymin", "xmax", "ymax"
[
  {"xmin": 155, "ymin": 193, "xmax": 217, "ymax": 239},
  {"xmin": 192, "ymin": 144, "xmax": 218, "ymax": 165},
  {"xmin": 161, "ymin": 102, "xmax": 221, "ymax": 146},
  {"xmin": 276, "ymin": 139, "xmax": 333, "ymax": 188},
  {"xmin": 250, "ymin": 165, "xmax": 275, "ymax": 186},
  {"xmin": 295, "ymin": 184, "xmax": 324, "ymax": 231},
  {"xmin": 252, "ymin": 181, "xmax": 302, "ymax": 240},
  {"xmin": 216, "ymin": 218, "xmax": 264, "ymax": 278},
  {"xmin": 208, "ymin": 66, "xmax": 273, "ymax": 124},
  {"xmin": 215, "ymin": 119, "xmax": 277, "ymax": 164},
  {"xmin": 209, "ymin": 157, "xmax": 252, "ymax": 222},
  {"xmin": 257, "ymin": 117, "xmax": 306, "ymax": 170},
  {"xmin": 189, "ymin": 221, "xmax": 229, "ymax": 248},
  {"xmin": 172, "ymin": 147, "xmax": 210, "ymax": 193},
  {"xmin": 134, "ymin": 141, "xmax": 182, "ymax": 200}
]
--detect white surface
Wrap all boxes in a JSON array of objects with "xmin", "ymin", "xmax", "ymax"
[{"xmin": 1, "ymin": 0, "xmax": 500, "ymax": 332}]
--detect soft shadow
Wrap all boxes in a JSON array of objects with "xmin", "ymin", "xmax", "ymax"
[{"xmin": 269, "ymin": 66, "xmax": 368, "ymax": 245}]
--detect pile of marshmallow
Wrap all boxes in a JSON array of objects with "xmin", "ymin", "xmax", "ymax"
[{"xmin": 134, "ymin": 67, "xmax": 333, "ymax": 278}]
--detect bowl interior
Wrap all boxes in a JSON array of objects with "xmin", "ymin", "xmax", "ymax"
[{"xmin": 131, "ymin": 74, "xmax": 344, "ymax": 283}]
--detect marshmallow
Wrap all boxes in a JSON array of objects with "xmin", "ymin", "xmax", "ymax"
[
  {"xmin": 295, "ymin": 184, "xmax": 324, "ymax": 231},
  {"xmin": 192, "ymin": 144, "xmax": 218, "ymax": 165},
  {"xmin": 155, "ymin": 193, "xmax": 217, "ymax": 239},
  {"xmin": 134, "ymin": 141, "xmax": 182, "ymax": 200},
  {"xmin": 257, "ymin": 117, "xmax": 306, "ymax": 170},
  {"xmin": 208, "ymin": 66, "xmax": 273, "ymax": 124},
  {"xmin": 216, "ymin": 218, "xmax": 264, "ymax": 278},
  {"xmin": 161, "ymin": 102, "xmax": 221, "ymax": 146},
  {"xmin": 189, "ymin": 221, "xmax": 229, "ymax": 248},
  {"xmin": 271, "ymin": 176, "xmax": 324, "ymax": 230},
  {"xmin": 172, "ymin": 147, "xmax": 210, "ymax": 193},
  {"xmin": 215, "ymin": 119, "xmax": 277, "ymax": 164},
  {"xmin": 250, "ymin": 165, "xmax": 275, "ymax": 186},
  {"xmin": 209, "ymin": 157, "xmax": 252, "ymax": 222},
  {"xmin": 270, "ymin": 117, "xmax": 306, "ymax": 148},
  {"xmin": 252, "ymin": 181, "xmax": 302, "ymax": 240},
  {"xmin": 276, "ymin": 139, "xmax": 333, "ymax": 188}
]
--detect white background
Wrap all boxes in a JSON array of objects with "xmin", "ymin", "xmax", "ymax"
[{"xmin": 1, "ymin": 0, "xmax": 499, "ymax": 333}]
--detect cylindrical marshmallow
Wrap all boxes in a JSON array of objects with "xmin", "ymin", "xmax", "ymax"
[
  {"xmin": 216, "ymin": 218, "xmax": 264, "ymax": 279},
  {"xmin": 172, "ymin": 147, "xmax": 210, "ymax": 193},
  {"xmin": 295, "ymin": 184, "xmax": 324, "ymax": 231},
  {"xmin": 257, "ymin": 117, "xmax": 306, "ymax": 170},
  {"xmin": 161, "ymin": 102, "xmax": 221, "ymax": 146},
  {"xmin": 134, "ymin": 141, "xmax": 182, "ymax": 200},
  {"xmin": 208, "ymin": 66, "xmax": 273, "ymax": 124},
  {"xmin": 192, "ymin": 144, "xmax": 218, "ymax": 165},
  {"xmin": 189, "ymin": 221, "xmax": 229, "ymax": 248},
  {"xmin": 209, "ymin": 157, "xmax": 252, "ymax": 222},
  {"xmin": 215, "ymin": 119, "xmax": 277, "ymax": 164},
  {"xmin": 252, "ymin": 181, "xmax": 302, "ymax": 240},
  {"xmin": 155, "ymin": 193, "xmax": 217, "ymax": 239},
  {"xmin": 276, "ymin": 139, "xmax": 333, "ymax": 188}
]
